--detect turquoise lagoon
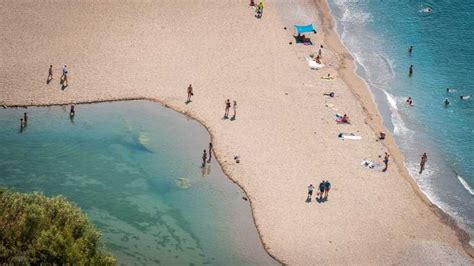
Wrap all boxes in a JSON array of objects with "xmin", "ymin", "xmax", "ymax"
[{"xmin": 0, "ymin": 101, "xmax": 276, "ymax": 265}]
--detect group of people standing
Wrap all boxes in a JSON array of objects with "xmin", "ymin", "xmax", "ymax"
[{"xmin": 306, "ymin": 180, "xmax": 331, "ymax": 203}]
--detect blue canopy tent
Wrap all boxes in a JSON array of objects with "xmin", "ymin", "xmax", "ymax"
[
  {"xmin": 293, "ymin": 24, "xmax": 316, "ymax": 45},
  {"xmin": 294, "ymin": 24, "xmax": 316, "ymax": 35}
]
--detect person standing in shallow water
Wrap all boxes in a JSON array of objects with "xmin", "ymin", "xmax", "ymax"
[
  {"xmin": 419, "ymin": 153, "xmax": 428, "ymax": 174},
  {"xmin": 409, "ymin": 65, "xmax": 414, "ymax": 77},
  {"xmin": 23, "ymin": 113, "xmax": 28, "ymax": 125},
  {"xmin": 383, "ymin": 152, "xmax": 390, "ymax": 172},
  {"xmin": 207, "ymin": 142, "xmax": 213, "ymax": 163},
  {"xmin": 408, "ymin": 46, "xmax": 413, "ymax": 56},
  {"xmin": 70, "ymin": 105, "xmax": 75, "ymax": 117},
  {"xmin": 201, "ymin": 150, "xmax": 207, "ymax": 168},
  {"xmin": 186, "ymin": 84, "xmax": 193, "ymax": 103}
]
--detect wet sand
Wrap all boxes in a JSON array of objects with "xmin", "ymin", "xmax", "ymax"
[{"xmin": 0, "ymin": 0, "xmax": 472, "ymax": 264}]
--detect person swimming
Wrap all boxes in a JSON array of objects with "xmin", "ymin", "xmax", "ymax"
[
  {"xmin": 460, "ymin": 95, "xmax": 471, "ymax": 100},
  {"xmin": 406, "ymin": 97, "xmax": 414, "ymax": 106},
  {"xmin": 444, "ymin": 98, "xmax": 450, "ymax": 107},
  {"xmin": 446, "ymin": 88, "xmax": 456, "ymax": 93}
]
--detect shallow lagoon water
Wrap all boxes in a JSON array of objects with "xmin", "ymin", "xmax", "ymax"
[{"xmin": 0, "ymin": 101, "xmax": 276, "ymax": 265}]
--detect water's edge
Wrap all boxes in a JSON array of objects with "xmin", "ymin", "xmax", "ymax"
[
  {"xmin": 319, "ymin": 0, "xmax": 474, "ymax": 256},
  {"xmin": 2, "ymin": 98, "xmax": 285, "ymax": 265}
]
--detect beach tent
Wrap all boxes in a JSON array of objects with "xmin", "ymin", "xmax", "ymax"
[{"xmin": 294, "ymin": 24, "xmax": 316, "ymax": 35}]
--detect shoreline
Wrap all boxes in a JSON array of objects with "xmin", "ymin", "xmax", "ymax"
[
  {"xmin": 1, "ymin": 97, "xmax": 284, "ymax": 265},
  {"xmin": 315, "ymin": 0, "xmax": 474, "ymax": 256},
  {"xmin": 1, "ymin": 0, "xmax": 472, "ymax": 263}
]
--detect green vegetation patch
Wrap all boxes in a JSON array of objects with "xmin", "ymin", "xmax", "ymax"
[{"xmin": 0, "ymin": 188, "xmax": 115, "ymax": 264}]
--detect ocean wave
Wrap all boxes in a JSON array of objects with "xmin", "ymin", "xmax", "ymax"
[
  {"xmin": 458, "ymin": 175, "xmax": 474, "ymax": 195},
  {"xmin": 382, "ymin": 90, "xmax": 413, "ymax": 136}
]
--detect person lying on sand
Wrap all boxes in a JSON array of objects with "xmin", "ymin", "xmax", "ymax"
[
  {"xmin": 341, "ymin": 114, "xmax": 349, "ymax": 123},
  {"xmin": 323, "ymin": 92, "xmax": 335, "ymax": 97}
]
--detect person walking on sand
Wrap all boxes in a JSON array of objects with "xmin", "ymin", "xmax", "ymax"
[
  {"xmin": 207, "ymin": 142, "xmax": 213, "ymax": 163},
  {"xmin": 324, "ymin": 180, "xmax": 331, "ymax": 200},
  {"xmin": 61, "ymin": 65, "xmax": 69, "ymax": 86},
  {"xmin": 307, "ymin": 184, "xmax": 314, "ymax": 202},
  {"xmin": 47, "ymin": 65, "xmax": 53, "ymax": 82},
  {"xmin": 201, "ymin": 150, "xmax": 207, "ymax": 168},
  {"xmin": 408, "ymin": 46, "xmax": 413, "ymax": 56},
  {"xmin": 186, "ymin": 84, "xmax": 193, "ymax": 103},
  {"xmin": 383, "ymin": 152, "xmax": 390, "ymax": 172},
  {"xmin": 419, "ymin": 152, "xmax": 428, "ymax": 174},
  {"xmin": 231, "ymin": 101, "xmax": 237, "ymax": 120},
  {"xmin": 318, "ymin": 181, "xmax": 326, "ymax": 201},
  {"xmin": 224, "ymin": 99, "xmax": 231, "ymax": 119},
  {"xmin": 318, "ymin": 45, "xmax": 323, "ymax": 58},
  {"xmin": 409, "ymin": 64, "xmax": 413, "ymax": 77}
]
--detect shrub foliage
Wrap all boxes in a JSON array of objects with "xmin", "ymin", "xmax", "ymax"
[{"xmin": 0, "ymin": 188, "xmax": 115, "ymax": 264}]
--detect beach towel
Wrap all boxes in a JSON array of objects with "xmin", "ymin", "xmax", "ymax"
[
  {"xmin": 338, "ymin": 133, "xmax": 362, "ymax": 140},
  {"xmin": 361, "ymin": 159, "xmax": 381, "ymax": 169},
  {"xmin": 325, "ymin": 103, "xmax": 338, "ymax": 111},
  {"xmin": 321, "ymin": 76, "xmax": 334, "ymax": 80},
  {"xmin": 305, "ymin": 57, "xmax": 324, "ymax": 69}
]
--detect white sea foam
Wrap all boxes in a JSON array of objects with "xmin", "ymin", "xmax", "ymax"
[
  {"xmin": 382, "ymin": 90, "xmax": 413, "ymax": 136},
  {"xmin": 458, "ymin": 175, "xmax": 474, "ymax": 195}
]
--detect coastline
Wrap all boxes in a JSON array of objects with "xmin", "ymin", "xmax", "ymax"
[
  {"xmin": 314, "ymin": 0, "xmax": 474, "ymax": 256},
  {"xmin": 1, "ymin": 0, "xmax": 472, "ymax": 263}
]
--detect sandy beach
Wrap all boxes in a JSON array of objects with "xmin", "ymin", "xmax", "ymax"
[{"xmin": 1, "ymin": 0, "xmax": 472, "ymax": 264}]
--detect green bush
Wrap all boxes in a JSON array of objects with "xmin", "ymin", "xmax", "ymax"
[{"xmin": 0, "ymin": 188, "xmax": 115, "ymax": 264}]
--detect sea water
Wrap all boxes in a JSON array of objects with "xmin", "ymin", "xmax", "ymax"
[
  {"xmin": 328, "ymin": 0, "xmax": 474, "ymax": 245},
  {"xmin": 0, "ymin": 101, "xmax": 276, "ymax": 265}
]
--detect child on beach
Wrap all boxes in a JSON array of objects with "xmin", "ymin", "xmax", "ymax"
[
  {"xmin": 318, "ymin": 45, "xmax": 323, "ymax": 58},
  {"xmin": 419, "ymin": 153, "xmax": 428, "ymax": 174},
  {"xmin": 187, "ymin": 84, "xmax": 193, "ymax": 103},
  {"xmin": 224, "ymin": 99, "xmax": 231, "ymax": 119},
  {"xmin": 382, "ymin": 152, "xmax": 390, "ymax": 172},
  {"xmin": 307, "ymin": 184, "xmax": 314, "ymax": 202}
]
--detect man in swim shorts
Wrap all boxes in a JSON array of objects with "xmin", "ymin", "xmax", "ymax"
[
  {"xmin": 383, "ymin": 152, "xmax": 390, "ymax": 172},
  {"xmin": 419, "ymin": 153, "xmax": 428, "ymax": 174},
  {"xmin": 319, "ymin": 181, "xmax": 325, "ymax": 201},
  {"xmin": 324, "ymin": 180, "xmax": 331, "ymax": 199}
]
